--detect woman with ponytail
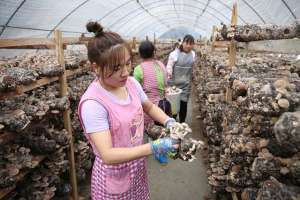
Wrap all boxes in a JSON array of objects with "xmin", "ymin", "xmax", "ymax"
[{"xmin": 78, "ymin": 21, "xmax": 177, "ymax": 199}]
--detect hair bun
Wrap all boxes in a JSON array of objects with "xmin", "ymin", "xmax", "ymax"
[{"xmin": 86, "ymin": 21, "xmax": 103, "ymax": 36}]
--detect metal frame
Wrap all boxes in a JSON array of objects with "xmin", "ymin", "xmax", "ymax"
[
  {"xmin": 143, "ymin": 22, "xmax": 206, "ymax": 38},
  {"xmin": 123, "ymin": 10, "xmax": 211, "ymax": 37},
  {"xmin": 0, "ymin": 0, "xmax": 27, "ymax": 36},
  {"xmin": 118, "ymin": 7, "xmax": 219, "ymax": 33},
  {"xmin": 213, "ymin": 0, "xmax": 246, "ymax": 23},
  {"xmin": 0, "ymin": 25, "xmax": 85, "ymax": 34},
  {"xmin": 98, "ymin": 0, "xmax": 134, "ymax": 21},
  {"xmin": 131, "ymin": 16, "xmax": 207, "ymax": 36},
  {"xmin": 172, "ymin": 0, "xmax": 180, "ymax": 19},
  {"xmin": 46, "ymin": 0, "xmax": 91, "ymax": 37},
  {"xmin": 130, "ymin": 17, "xmax": 207, "ymax": 38},
  {"xmin": 1, "ymin": 0, "xmax": 297, "ymax": 39},
  {"xmin": 135, "ymin": 0, "xmax": 170, "ymax": 30},
  {"xmin": 106, "ymin": 1, "xmax": 231, "ymax": 29},
  {"xmin": 281, "ymin": 0, "xmax": 297, "ymax": 19},
  {"xmin": 109, "ymin": 2, "xmax": 228, "ymax": 34},
  {"xmin": 194, "ymin": 0, "xmax": 211, "ymax": 27},
  {"xmin": 240, "ymin": 0, "xmax": 266, "ymax": 23},
  {"xmin": 129, "ymin": 22, "xmax": 205, "ymax": 39}
]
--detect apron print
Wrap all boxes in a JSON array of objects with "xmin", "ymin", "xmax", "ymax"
[{"xmin": 129, "ymin": 108, "xmax": 143, "ymax": 144}]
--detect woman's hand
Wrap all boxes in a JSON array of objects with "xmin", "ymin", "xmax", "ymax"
[
  {"xmin": 150, "ymin": 137, "xmax": 179, "ymax": 164},
  {"xmin": 164, "ymin": 117, "xmax": 176, "ymax": 129}
]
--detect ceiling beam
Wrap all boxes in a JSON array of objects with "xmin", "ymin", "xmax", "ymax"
[
  {"xmin": 102, "ymin": 0, "xmax": 239, "ymax": 29},
  {"xmin": 0, "ymin": 0, "xmax": 27, "ymax": 36},
  {"xmin": 46, "ymin": 0, "xmax": 91, "ymax": 37},
  {"xmin": 129, "ymin": 17, "xmax": 206, "ymax": 38},
  {"xmin": 281, "ymin": 0, "xmax": 297, "ymax": 19},
  {"xmin": 110, "ymin": 2, "xmax": 227, "ymax": 33},
  {"xmin": 172, "ymin": 0, "xmax": 180, "ymax": 19},
  {"xmin": 194, "ymin": 0, "xmax": 211, "ymax": 27},
  {"xmin": 137, "ymin": 22, "xmax": 205, "ymax": 39},
  {"xmin": 122, "ymin": 11, "xmax": 210, "ymax": 37},
  {"xmin": 0, "ymin": 25, "xmax": 85, "ymax": 35},
  {"xmin": 214, "ymin": 0, "xmax": 247, "ymax": 23},
  {"xmin": 135, "ymin": 0, "xmax": 170, "ymax": 30},
  {"xmin": 240, "ymin": 0, "xmax": 266, "ymax": 23}
]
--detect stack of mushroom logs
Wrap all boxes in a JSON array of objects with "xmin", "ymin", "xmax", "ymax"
[
  {"xmin": 0, "ymin": 51, "xmax": 94, "ymax": 199},
  {"xmin": 215, "ymin": 22, "xmax": 300, "ymax": 42},
  {"xmin": 194, "ymin": 50, "xmax": 300, "ymax": 199},
  {"xmin": 0, "ymin": 45, "xmax": 173, "ymax": 198}
]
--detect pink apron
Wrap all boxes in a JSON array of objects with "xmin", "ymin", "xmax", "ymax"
[
  {"xmin": 78, "ymin": 77, "xmax": 150, "ymax": 200},
  {"xmin": 141, "ymin": 60, "xmax": 167, "ymax": 128}
]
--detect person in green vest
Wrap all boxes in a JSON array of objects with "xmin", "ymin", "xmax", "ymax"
[{"xmin": 133, "ymin": 40, "xmax": 171, "ymax": 128}]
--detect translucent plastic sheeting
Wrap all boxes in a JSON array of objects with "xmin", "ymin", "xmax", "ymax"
[
  {"xmin": 160, "ymin": 27, "xmax": 202, "ymax": 39},
  {"xmin": 0, "ymin": 0, "xmax": 23, "ymax": 25},
  {"xmin": 0, "ymin": 0, "xmax": 299, "ymax": 40}
]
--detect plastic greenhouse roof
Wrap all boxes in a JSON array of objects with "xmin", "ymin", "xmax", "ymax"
[{"xmin": 0, "ymin": 0, "xmax": 299, "ymax": 40}]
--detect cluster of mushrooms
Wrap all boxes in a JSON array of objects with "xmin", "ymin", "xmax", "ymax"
[
  {"xmin": 147, "ymin": 122, "xmax": 204, "ymax": 162},
  {"xmin": 193, "ymin": 49, "xmax": 300, "ymax": 199},
  {"xmin": 0, "ymin": 50, "xmax": 88, "ymax": 93},
  {"xmin": 0, "ymin": 51, "xmax": 93, "ymax": 199},
  {"xmin": 215, "ymin": 22, "xmax": 300, "ymax": 42}
]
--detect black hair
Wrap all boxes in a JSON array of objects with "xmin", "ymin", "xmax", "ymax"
[
  {"xmin": 138, "ymin": 40, "xmax": 155, "ymax": 59},
  {"xmin": 86, "ymin": 21, "xmax": 131, "ymax": 78},
  {"xmin": 179, "ymin": 34, "xmax": 195, "ymax": 51}
]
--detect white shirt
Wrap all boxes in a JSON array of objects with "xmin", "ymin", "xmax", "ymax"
[{"xmin": 166, "ymin": 49, "xmax": 196, "ymax": 76}]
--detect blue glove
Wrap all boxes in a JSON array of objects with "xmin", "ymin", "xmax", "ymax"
[
  {"xmin": 150, "ymin": 137, "xmax": 178, "ymax": 164},
  {"xmin": 164, "ymin": 117, "xmax": 176, "ymax": 129}
]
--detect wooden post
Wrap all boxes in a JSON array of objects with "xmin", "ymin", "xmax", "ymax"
[
  {"xmin": 229, "ymin": 2, "xmax": 237, "ymax": 68},
  {"xmin": 226, "ymin": 2, "xmax": 238, "ymax": 102},
  {"xmin": 132, "ymin": 37, "xmax": 136, "ymax": 50},
  {"xmin": 211, "ymin": 25, "xmax": 217, "ymax": 52},
  {"xmin": 232, "ymin": 192, "xmax": 238, "ymax": 200},
  {"xmin": 54, "ymin": 30, "xmax": 78, "ymax": 200},
  {"xmin": 228, "ymin": 40, "xmax": 236, "ymax": 67},
  {"xmin": 231, "ymin": 2, "xmax": 238, "ymax": 26},
  {"xmin": 225, "ymin": 86, "xmax": 233, "ymax": 103}
]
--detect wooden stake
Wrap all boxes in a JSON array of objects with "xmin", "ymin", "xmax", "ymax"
[
  {"xmin": 132, "ymin": 37, "xmax": 137, "ymax": 50},
  {"xmin": 231, "ymin": 2, "xmax": 238, "ymax": 26},
  {"xmin": 226, "ymin": 86, "xmax": 233, "ymax": 103},
  {"xmin": 232, "ymin": 192, "xmax": 238, "ymax": 200},
  {"xmin": 211, "ymin": 25, "xmax": 217, "ymax": 52},
  {"xmin": 229, "ymin": 40, "xmax": 236, "ymax": 67},
  {"xmin": 55, "ymin": 30, "xmax": 78, "ymax": 200},
  {"xmin": 229, "ymin": 2, "xmax": 238, "ymax": 68}
]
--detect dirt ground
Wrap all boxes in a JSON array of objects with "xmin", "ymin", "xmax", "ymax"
[{"xmin": 146, "ymin": 85, "xmax": 210, "ymax": 200}]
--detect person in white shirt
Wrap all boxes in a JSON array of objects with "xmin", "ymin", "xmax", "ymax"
[{"xmin": 166, "ymin": 34, "xmax": 196, "ymax": 123}]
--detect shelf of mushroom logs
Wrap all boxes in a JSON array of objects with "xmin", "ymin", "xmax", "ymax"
[
  {"xmin": 193, "ymin": 34, "xmax": 300, "ymax": 199},
  {"xmin": 0, "ymin": 38, "xmax": 174, "ymax": 199},
  {"xmin": 212, "ymin": 22, "xmax": 300, "ymax": 54},
  {"xmin": 0, "ymin": 49, "xmax": 94, "ymax": 199}
]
